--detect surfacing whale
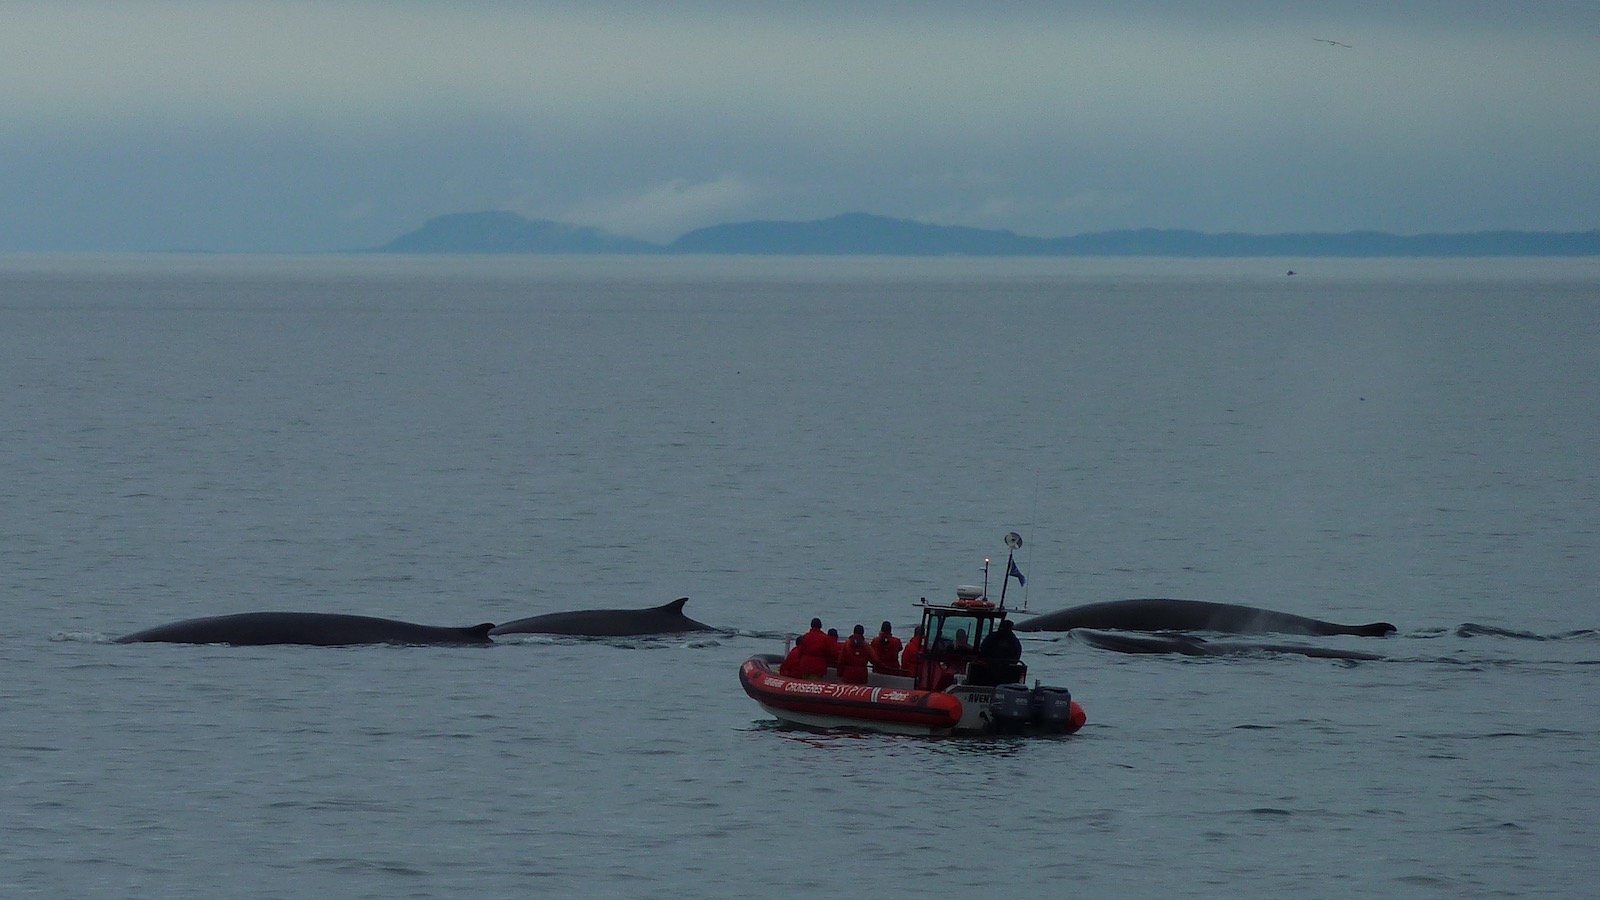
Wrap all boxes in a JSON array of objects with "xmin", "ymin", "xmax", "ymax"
[
  {"xmin": 488, "ymin": 597, "xmax": 714, "ymax": 637},
  {"xmin": 1015, "ymin": 599, "xmax": 1395, "ymax": 637},
  {"xmin": 1074, "ymin": 629, "xmax": 1385, "ymax": 661},
  {"xmin": 114, "ymin": 612, "xmax": 496, "ymax": 647}
]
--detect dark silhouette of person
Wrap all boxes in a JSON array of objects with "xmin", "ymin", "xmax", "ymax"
[{"xmin": 971, "ymin": 619, "xmax": 1024, "ymax": 685}]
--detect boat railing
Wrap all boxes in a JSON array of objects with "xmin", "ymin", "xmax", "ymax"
[{"xmin": 867, "ymin": 670, "xmax": 916, "ymax": 690}]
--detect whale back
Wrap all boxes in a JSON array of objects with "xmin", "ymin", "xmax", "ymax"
[
  {"xmin": 1016, "ymin": 599, "xmax": 1395, "ymax": 636},
  {"xmin": 488, "ymin": 597, "xmax": 714, "ymax": 637},
  {"xmin": 116, "ymin": 612, "xmax": 497, "ymax": 646},
  {"xmin": 1074, "ymin": 628, "xmax": 1386, "ymax": 660}
]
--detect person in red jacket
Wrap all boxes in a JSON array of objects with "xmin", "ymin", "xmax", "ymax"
[
  {"xmin": 900, "ymin": 625, "xmax": 925, "ymax": 674},
  {"xmin": 778, "ymin": 639, "xmax": 807, "ymax": 677},
  {"xmin": 869, "ymin": 621, "xmax": 904, "ymax": 674},
  {"xmin": 791, "ymin": 618, "xmax": 832, "ymax": 678},
  {"xmin": 825, "ymin": 628, "xmax": 842, "ymax": 667},
  {"xmin": 837, "ymin": 624, "xmax": 873, "ymax": 684}
]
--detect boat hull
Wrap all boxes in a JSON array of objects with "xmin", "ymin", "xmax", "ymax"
[
  {"xmin": 750, "ymin": 702, "xmax": 961, "ymax": 736},
  {"xmin": 740, "ymin": 655, "xmax": 965, "ymax": 734}
]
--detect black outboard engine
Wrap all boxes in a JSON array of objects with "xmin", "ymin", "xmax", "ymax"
[
  {"xmin": 989, "ymin": 683, "xmax": 1035, "ymax": 732},
  {"xmin": 987, "ymin": 682, "xmax": 1077, "ymax": 733},
  {"xmin": 1031, "ymin": 685, "xmax": 1075, "ymax": 730}
]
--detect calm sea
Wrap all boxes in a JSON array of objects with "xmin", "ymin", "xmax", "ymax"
[{"xmin": 2, "ymin": 254, "xmax": 1596, "ymax": 898}]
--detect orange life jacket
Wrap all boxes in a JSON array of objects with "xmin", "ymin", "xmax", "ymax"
[
  {"xmin": 778, "ymin": 644, "xmax": 806, "ymax": 677},
  {"xmin": 901, "ymin": 634, "xmax": 924, "ymax": 671},
  {"xmin": 838, "ymin": 636, "xmax": 872, "ymax": 683},
  {"xmin": 792, "ymin": 627, "xmax": 833, "ymax": 678},
  {"xmin": 870, "ymin": 633, "xmax": 903, "ymax": 670}
]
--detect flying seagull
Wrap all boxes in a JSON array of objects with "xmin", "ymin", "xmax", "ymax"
[{"xmin": 1313, "ymin": 38, "xmax": 1353, "ymax": 48}]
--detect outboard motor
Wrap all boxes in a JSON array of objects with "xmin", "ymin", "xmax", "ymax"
[
  {"xmin": 1031, "ymin": 685, "xmax": 1075, "ymax": 730},
  {"xmin": 989, "ymin": 683, "xmax": 1035, "ymax": 732}
]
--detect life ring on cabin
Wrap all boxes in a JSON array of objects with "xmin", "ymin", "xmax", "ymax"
[{"xmin": 953, "ymin": 597, "xmax": 994, "ymax": 609}]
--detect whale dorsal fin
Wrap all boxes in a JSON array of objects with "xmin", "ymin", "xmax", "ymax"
[
  {"xmin": 468, "ymin": 623, "xmax": 495, "ymax": 637},
  {"xmin": 661, "ymin": 597, "xmax": 690, "ymax": 615}
]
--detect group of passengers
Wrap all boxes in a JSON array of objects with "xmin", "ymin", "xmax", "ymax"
[
  {"xmin": 780, "ymin": 616, "xmax": 1021, "ymax": 686},
  {"xmin": 780, "ymin": 619, "xmax": 930, "ymax": 684}
]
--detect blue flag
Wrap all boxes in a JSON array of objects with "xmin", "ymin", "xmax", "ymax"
[{"xmin": 1007, "ymin": 558, "xmax": 1026, "ymax": 587}]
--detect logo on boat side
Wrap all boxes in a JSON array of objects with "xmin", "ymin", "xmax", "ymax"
[{"xmin": 778, "ymin": 681, "xmax": 878, "ymax": 700}]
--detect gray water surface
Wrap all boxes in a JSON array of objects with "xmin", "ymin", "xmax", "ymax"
[{"xmin": 3, "ymin": 255, "xmax": 1596, "ymax": 897}]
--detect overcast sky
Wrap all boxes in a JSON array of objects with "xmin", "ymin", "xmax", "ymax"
[{"xmin": 4, "ymin": 1, "xmax": 1597, "ymax": 251}]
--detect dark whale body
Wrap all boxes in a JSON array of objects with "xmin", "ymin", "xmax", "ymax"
[
  {"xmin": 115, "ymin": 612, "xmax": 496, "ymax": 647},
  {"xmin": 489, "ymin": 597, "xmax": 714, "ymax": 637},
  {"xmin": 1074, "ymin": 629, "xmax": 1385, "ymax": 661},
  {"xmin": 1015, "ymin": 599, "xmax": 1395, "ymax": 637}
]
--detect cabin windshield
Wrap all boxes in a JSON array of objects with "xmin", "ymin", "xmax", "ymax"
[
  {"xmin": 924, "ymin": 612, "xmax": 995, "ymax": 654},
  {"xmin": 914, "ymin": 607, "xmax": 1011, "ymax": 690}
]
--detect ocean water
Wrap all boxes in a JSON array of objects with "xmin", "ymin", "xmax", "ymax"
[{"xmin": 2, "ymin": 254, "xmax": 1596, "ymax": 898}]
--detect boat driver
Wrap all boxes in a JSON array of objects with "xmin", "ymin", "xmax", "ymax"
[{"xmin": 970, "ymin": 618, "xmax": 1024, "ymax": 685}]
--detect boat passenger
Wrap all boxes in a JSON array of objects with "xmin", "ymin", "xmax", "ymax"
[
  {"xmin": 869, "ymin": 621, "xmax": 903, "ymax": 673},
  {"xmin": 837, "ymin": 625, "xmax": 872, "ymax": 684},
  {"xmin": 825, "ymin": 628, "xmax": 842, "ymax": 666},
  {"xmin": 924, "ymin": 628, "xmax": 973, "ymax": 690},
  {"xmin": 779, "ymin": 640, "xmax": 807, "ymax": 677},
  {"xmin": 792, "ymin": 618, "xmax": 833, "ymax": 678},
  {"xmin": 901, "ymin": 625, "xmax": 925, "ymax": 672}
]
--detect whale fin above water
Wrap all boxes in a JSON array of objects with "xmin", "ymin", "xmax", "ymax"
[{"xmin": 488, "ymin": 597, "xmax": 715, "ymax": 637}]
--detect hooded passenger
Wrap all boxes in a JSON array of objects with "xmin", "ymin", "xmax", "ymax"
[
  {"xmin": 792, "ymin": 618, "xmax": 832, "ymax": 678},
  {"xmin": 901, "ymin": 625, "xmax": 926, "ymax": 673},
  {"xmin": 837, "ymin": 624, "xmax": 873, "ymax": 684},
  {"xmin": 778, "ymin": 640, "xmax": 807, "ymax": 677},
  {"xmin": 869, "ymin": 621, "xmax": 903, "ymax": 673}
]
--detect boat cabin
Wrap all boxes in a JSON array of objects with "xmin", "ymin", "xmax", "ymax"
[{"xmin": 913, "ymin": 585, "xmax": 1027, "ymax": 691}]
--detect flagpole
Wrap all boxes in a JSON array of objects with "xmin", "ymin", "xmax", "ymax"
[
  {"xmin": 999, "ymin": 549, "xmax": 1014, "ymax": 609},
  {"xmin": 999, "ymin": 531, "xmax": 1024, "ymax": 610}
]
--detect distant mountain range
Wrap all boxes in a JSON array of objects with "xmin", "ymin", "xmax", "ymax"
[{"xmin": 375, "ymin": 210, "xmax": 1600, "ymax": 257}]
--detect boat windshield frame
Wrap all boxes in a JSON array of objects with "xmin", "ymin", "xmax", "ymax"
[{"xmin": 915, "ymin": 602, "xmax": 1013, "ymax": 690}]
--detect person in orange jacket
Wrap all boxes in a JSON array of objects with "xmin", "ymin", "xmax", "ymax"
[
  {"xmin": 779, "ymin": 639, "xmax": 807, "ymax": 677},
  {"xmin": 825, "ymin": 628, "xmax": 842, "ymax": 667},
  {"xmin": 837, "ymin": 624, "xmax": 873, "ymax": 684},
  {"xmin": 900, "ymin": 624, "xmax": 926, "ymax": 674},
  {"xmin": 869, "ymin": 621, "xmax": 903, "ymax": 673},
  {"xmin": 792, "ymin": 618, "xmax": 832, "ymax": 678}
]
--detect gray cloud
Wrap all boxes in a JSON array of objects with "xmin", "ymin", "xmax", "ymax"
[{"xmin": 3, "ymin": 2, "xmax": 1596, "ymax": 250}]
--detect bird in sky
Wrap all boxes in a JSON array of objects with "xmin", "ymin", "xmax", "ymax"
[{"xmin": 1313, "ymin": 38, "xmax": 1353, "ymax": 48}]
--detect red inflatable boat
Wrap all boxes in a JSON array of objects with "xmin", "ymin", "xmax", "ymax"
[{"xmin": 740, "ymin": 533, "xmax": 1086, "ymax": 737}]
